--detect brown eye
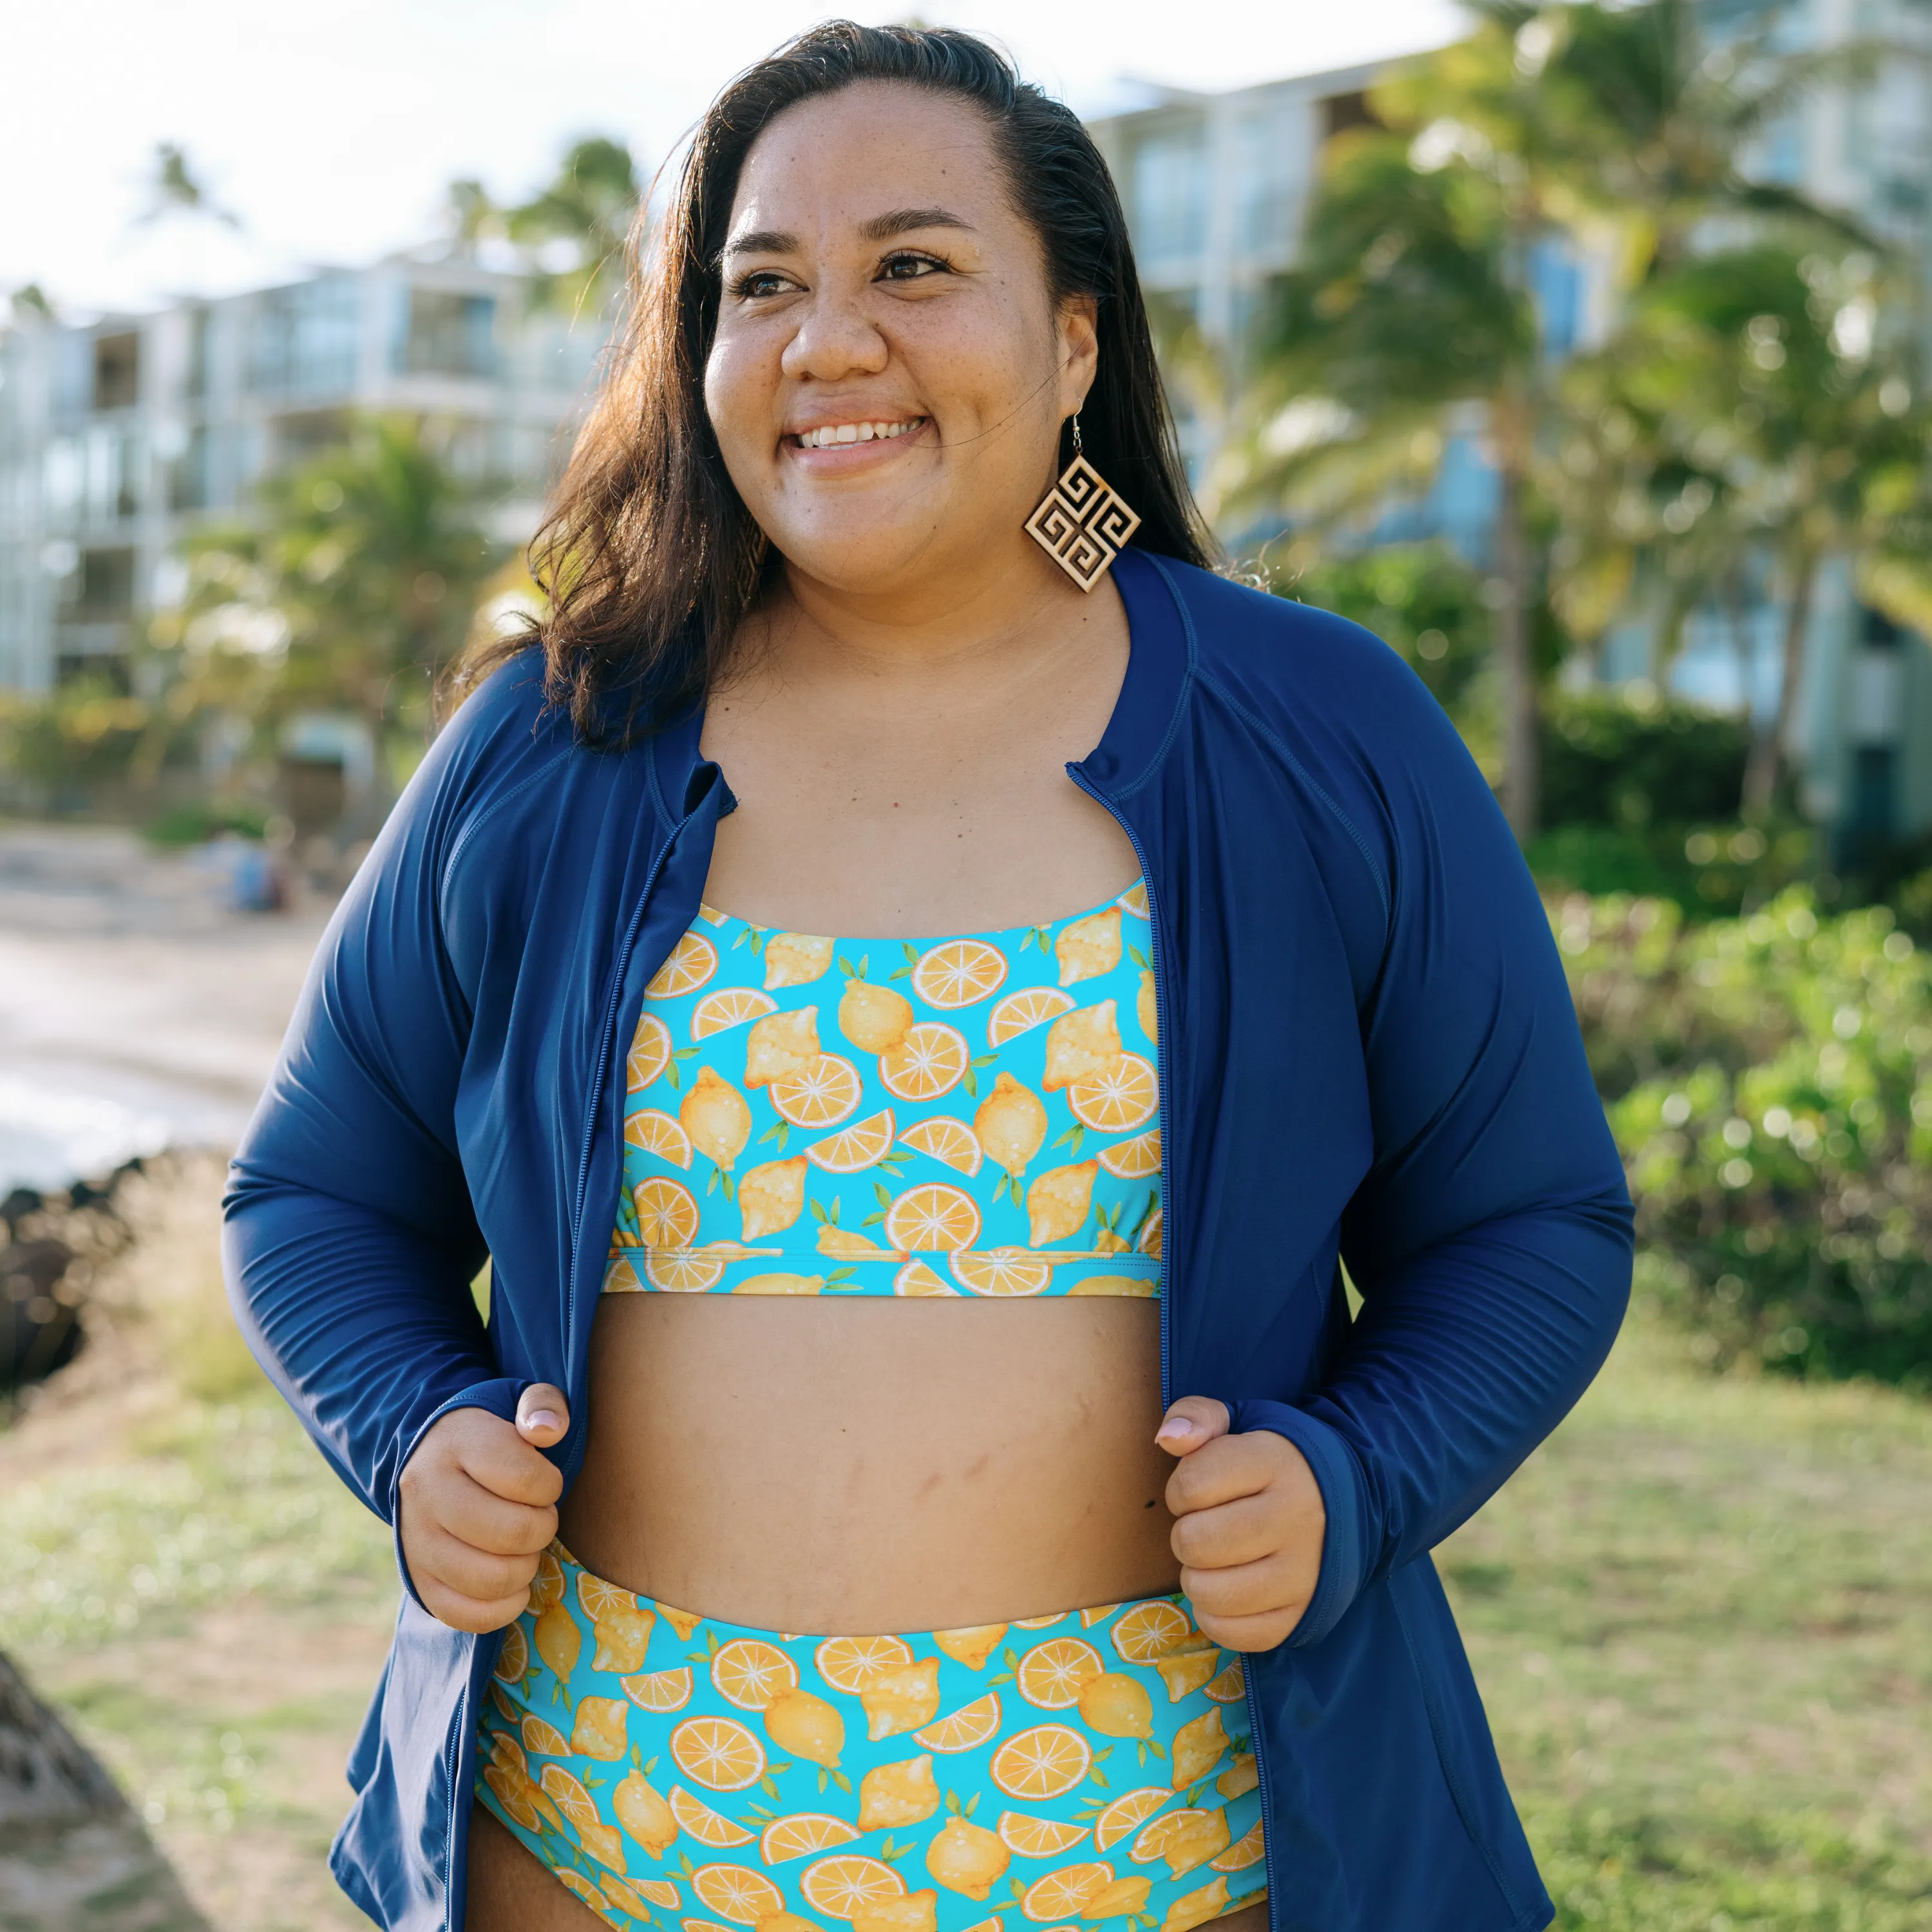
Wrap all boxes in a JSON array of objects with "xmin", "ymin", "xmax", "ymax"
[{"xmin": 880, "ymin": 252, "xmax": 945, "ymax": 282}]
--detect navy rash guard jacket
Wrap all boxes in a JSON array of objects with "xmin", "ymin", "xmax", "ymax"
[{"xmin": 223, "ymin": 549, "xmax": 1633, "ymax": 1932}]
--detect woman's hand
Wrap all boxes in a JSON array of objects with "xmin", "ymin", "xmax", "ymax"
[
  {"xmin": 1155, "ymin": 1397, "xmax": 1325, "ymax": 1653},
  {"xmin": 397, "ymin": 1385, "xmax": 570, "ymax": 1633}
]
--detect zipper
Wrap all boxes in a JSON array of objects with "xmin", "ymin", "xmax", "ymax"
[
  {"xmin": 440, "ymin": 1674, "xmax": 471, "ymax": 1931},
  {"xmin": 1067, "ymin": 763, "xmax": 1282, "ymax": 1932},
  {"xmin": 563, "ymin": 799, "xmax": 701, "ymax": 1408}
]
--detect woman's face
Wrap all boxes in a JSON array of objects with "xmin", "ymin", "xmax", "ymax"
[{"xmin": 704, "ymin": 82, "xmax": 1097, "ymax": 600}]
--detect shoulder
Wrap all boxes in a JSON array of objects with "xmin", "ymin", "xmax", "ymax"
[
  {"xmin": 1145, "ymin": 555, "xmax": 1515, "ymax": 937},
  {"xmin": 1151, "ymin": 556, "xmax": 1450, "ymax": 746}
]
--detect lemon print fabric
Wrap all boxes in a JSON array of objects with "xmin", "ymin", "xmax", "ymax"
[
  {"xmin": 607, "ymin": 884, "xmax": 1162, "ymax": 1298},
  {"xmin": 475, "ymin": 1543, "xmax": 1267, "ymax": 1932}
]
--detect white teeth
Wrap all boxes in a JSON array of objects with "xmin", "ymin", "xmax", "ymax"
[{"xmin": 798, "ymin": 419, "xmax": 919, "ymax": 448}]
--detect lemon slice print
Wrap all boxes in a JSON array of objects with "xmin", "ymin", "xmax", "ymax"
[
  {"xmin": 1068, "ymin": 1055, "xmax": 1158, "ymax": 1133},
  {"xmin": 878, "ymin": 1022, "xmax": 971, "ymax": 1101},
  {"xmin": 625, "ymin": 1108, "xmax": 694, "ymax": 1168},
  {"xmin": 815, "ymin": 1634, "xmax": 914, "ymax": 1692},
  {"xmin": 710, "ymin": 1638, "xmax": 799, "ymax": 1711},
  {"xmin": 949, "ymin": 1249, "xmax": 1052, "ymax": 1297},
  {"xmin": 633, "ymin": 1175, "xmax": 702, "ymax": 1249},
  {"xmin": 1110, "ymin": 1602, "xmax": 1206, "ymax": 1663},
  {"xmin": 693, "ymin": 1862, "xmax": 787, "ymax": 1924},
  {"xmin": 1202, "ymin": 1660, "xmax": 1246, "ymax": 1704},
  {"xmin": 761, "ymin": 1813, "xmax": 862, "ymax": 1864},
  {"xmin": 1093, "ymin": 1787, "xmax": 1175, "ymax": 1854},
  {"xmin": 801, "ymin": 1854, "xmax": 907, "ymax": 1918},
  {"xmin": 896, "ymin": 1115, "xmax": 982, "ymax": 1176},
  {"xmin": 645, "ymin": 931, "xmax": 718, "ymax": 1000},
  {"xmin": 628, "ymin": 1012, "xmax": 674, "ymax": 1091},
  {"xmin": 670, "ymin": 1714, "xmax": 767, "ymax": 1791},
  {"xmin": 692, "ymin": 987, "xmax": 778, "ymax": 1037},
  {"xmin": 893, "ymin": 1260, "xmax": 958, "ymax": 1296},
  {"xmin": 987, "ymin": 986, "xmax": 1074, "ymax": 1046},
  {"xmin": 1211, "ymin": 1819, "xmax": 1265, "ymax": 1872},
  {"xmin": 807, "ymin": 1108, "xmax": 897, "ymax": 1173},
  {"xmin": 883, "ymin": 1184, "xmax": 981, "ymax": 1254},
  {"xmin": 1096, "ymin": 1129, "xmax": 1160, "ymax": 1179},
  {"xmin": 989, "ymin": 1724, "xmax": 1092, "ymax": 1801},
  {"xmin": 998, "ymin": 1812, "xmax": 1093, "ymax": 1858},
  {"xmin": 669, "ymin": 1782, "xmax": 756, "ymax": 1846},
  {"xmin": 621, "ymin": 1666, "xmax": 693, "ymax": 1712},
  {"xmin": 1014, "ymin": 1636, "xmax": 1104, "ymax": 1709},
  {"xmin": 770, "ymin": 1054, "xmax": 864, "ymax": 1128},
  {"xmin": 1018, "ymin": 1861, "xmax": 1114, "ymax": 1921},
  {"xmin": 913, "ymin": 1690, "xmax": 1003, "ymax": 1750},
  {"xmin": 911, "ymin": 938, "xmax": 1007, "ymax": 1008}
]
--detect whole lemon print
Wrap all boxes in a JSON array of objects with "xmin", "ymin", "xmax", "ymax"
[
  {"xmin": 840, "ymin": 973, "xmax": 915, "ymax": 1053},
  {"xmin": 925, "ymin": 1815, "xmax": 1012, "ymax": 1900}
]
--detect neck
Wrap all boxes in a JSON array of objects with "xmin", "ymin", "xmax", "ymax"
[{"xmin": 763, "ymin": 525, "xmax": 1100, "ymax": 687}]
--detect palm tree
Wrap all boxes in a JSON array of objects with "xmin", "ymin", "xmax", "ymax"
[
  {"xmin": 505, "ymin": 137, "xmax": 644, "ymax": 323},
  {"xmin": 152, "ymin": 417, "xmax": 500, "ymax": 779},
  {"xmin": 1232, "ymin": 0, "xmax": 1879, "ymax": 838},
  {"xmin": 1569, "ymin": 245, "xmax": 1932, "ymax": 810}
]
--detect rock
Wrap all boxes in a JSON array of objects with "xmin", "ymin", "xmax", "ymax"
[{"xmin": 0, "ymin": 1652, "xmax": 209, "ymax": 1929}]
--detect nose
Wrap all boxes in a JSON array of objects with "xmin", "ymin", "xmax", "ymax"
[{"xmin": 779, "ymin": 281, "xmax": 890, "ymax": 386}]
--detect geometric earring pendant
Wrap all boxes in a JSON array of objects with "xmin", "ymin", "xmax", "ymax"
[{"xmin": 1024, "ymin": 454, "xmax": 1143, "ymax": 592}]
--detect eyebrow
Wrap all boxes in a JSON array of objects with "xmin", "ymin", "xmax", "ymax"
[{"xmin": 721, "ymin": 207, "xmax": 976, "ymax": 260}]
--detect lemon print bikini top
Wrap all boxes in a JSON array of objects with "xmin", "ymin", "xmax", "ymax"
[{"xmin": 605, "ymin": 882, "xmax": 1162, "ymax": 1297}]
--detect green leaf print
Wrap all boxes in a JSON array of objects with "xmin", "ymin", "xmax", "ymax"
[
  {"xmin": 706, "ymin": 1168, "xmax": 720, "ymax": 1195},
  {"xmin": 1052, "ymin": 1124, "xmax": 1085, "ymax": 1155},
  {"xmin": 944, "ymin": 1791, "xmax": 961, "ymax": 1815},
  {"xmin": 759, "ymin": 1775, "xmax": 781, "ymax": 1801},
  {"xmin": 721, "ymin": 1172, "xmax": 736, "ymax": 1203},
  {"xmin": 827, "ymin": 1267, "xmax": 856, "ymax": 1285},
  {"xmin": 1128, "ymin": 944, "xmax": 1149, "ymax": 969},
  {"xmin": 839, "ymin": 953, "xmax": 868, "ymax": 981},
  {"xmin": 1010, "ymin": 1880, "xmax": 1028, "ymax": 1903},
  {"xmin": 964, "ymin": 1792, "xmax": 980, "ymax": 1818},
  {"xmin": 1002, "ymin": 1649, "xmax": 1021, "ymax": 1670},
  {"xmin": 873, "ymin": 1180, "xmax": 893, "ymax": 1210},
  {"xmin": 1088, "ymin": 1766, "xmax": 1110, "ymax": 1788},
  {"xmin": 985, "ymin": 1671, "xmax": 1013, "ymax": 1687},
  {"xmin": 679, "ymin": 1854, "xmax": 697, "ymax": 1876},
  {"xmin": 810, "ymin": 1198, "xmax": 829, "ymax": 1224},
  {"xmin": 1147, "ymin": 1738, "xmax": 1168, "ymax": 1758},
  {"xmin": 862, "ymin": 1212, "xmax": 886, "ymax": 1229}
]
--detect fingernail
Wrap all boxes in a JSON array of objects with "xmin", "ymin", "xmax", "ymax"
[
  {"xmin": 1159, "ymin": 1419, "xmax": 1196, "ymax": 1442},
  {"xmin": 524, "ymin": 1410, "xmax": 560, "ymax": 1432}
]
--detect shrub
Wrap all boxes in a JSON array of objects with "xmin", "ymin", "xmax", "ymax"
[{"xmin": 1557, "ymin": 889, "xmax": 1932, "ymax": 1386}]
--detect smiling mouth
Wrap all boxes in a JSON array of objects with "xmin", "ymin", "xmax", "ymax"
[{"xmin": 790, "ymin": 417, "xmax": 927, "ymax": 450}]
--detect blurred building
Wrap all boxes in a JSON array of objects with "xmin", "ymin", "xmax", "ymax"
[
  {"xmin": 0, "ymin": 253, "xmax": 601, "ymax": 692},
  {"xmin": 1088, "ymin": 5, "xmax": 1932, "ymax": 856}
]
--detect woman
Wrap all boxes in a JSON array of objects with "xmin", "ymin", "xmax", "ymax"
[{"xmin": 225, "ymin": 24, "xmax": 1632, "ymax": 1932}]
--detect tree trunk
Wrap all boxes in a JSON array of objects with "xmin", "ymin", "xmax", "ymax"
[
  {"xmin": 1494, "ymin": 453, "xmax": 1540, "ymax": 842},
  {"xmin": 1743, "ymin": 550, "xmax": 1817, "ymax": 815}
]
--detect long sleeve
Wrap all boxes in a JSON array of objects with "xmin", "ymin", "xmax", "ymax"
[
  {"xmin": 222, "ymin": 687, "xmax": 527, "ymax": 1587},
  {"xmin": 1229, "ymin": 650, "xmax": 1633, "ymax": 1649}
]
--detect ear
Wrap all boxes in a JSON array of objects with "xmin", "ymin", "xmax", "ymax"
[{"xmin": 1057, "ymin": 294, "xmax": 1101, "ymax": 418}]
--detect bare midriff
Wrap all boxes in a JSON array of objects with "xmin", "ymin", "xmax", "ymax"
[{"xmin": 558, "ymin": 1294, "xmax": 1180, "ymax": 1636}]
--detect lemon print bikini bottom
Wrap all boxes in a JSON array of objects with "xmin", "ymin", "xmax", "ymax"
[
  {"xmin": 603, "ymin": 884, "xmax": 1165, "ymax": 1295},
  {"xmin": 473, "ymin": 1542, "xmax": 1269, "ymax": 1931}
]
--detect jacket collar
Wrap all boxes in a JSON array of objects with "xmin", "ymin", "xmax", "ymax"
[
  {"xmin": 1074, "ymin": 546, "xmax": 1195, "ymax": 800},
  {"xmin": 640, "ymin": 544, "xmax": 1197, "ymax": 824}
]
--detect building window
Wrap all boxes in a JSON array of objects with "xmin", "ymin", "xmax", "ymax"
[
  {"xmin": 93, "ymin": 332, "xmax": 140, "ymax": 412},
  {"xmin": 185, "ymin": 307, "xmax": 211, "ymax": 400},
  {"xmin": 249, "ymin": 278, "xmax": 361, "ymax": 401},
  {"xmin": 169, "ymin": 425, "xmax": 211, "ymax": 511},
  {"xmin": 1133, "ymin": 133, "xmax": 1208, "ymax": 271},
  {"xmin": 75, "ymin": 547, "xmax": 135, "ymax": 618},
  {"xmin": 398, "ymin": 289, "xmax": 498, "ymax": 379}
]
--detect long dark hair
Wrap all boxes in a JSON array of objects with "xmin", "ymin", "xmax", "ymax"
[{"xmin": 457, "ymin": 20, "xmax": 1215, "ymax": 744}]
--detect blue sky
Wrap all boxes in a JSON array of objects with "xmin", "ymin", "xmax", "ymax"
[{"xmin": 7, "ymin": 0, "xmax": 1464, "ymax": 315}]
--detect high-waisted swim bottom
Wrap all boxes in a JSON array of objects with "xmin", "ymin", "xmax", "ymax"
[{"xmin": 475, "ymin": 1544, "xmax": 1268, "ymax": 1931}]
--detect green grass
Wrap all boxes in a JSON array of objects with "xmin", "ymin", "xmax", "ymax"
[
  {"xmin": 1439, "ymin": 1264, "xmax": 1932, "ymax": 1930},
  {"xmin": 2, "ymin": 1173, "xmax": 1928, "ymax": 1930}
]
